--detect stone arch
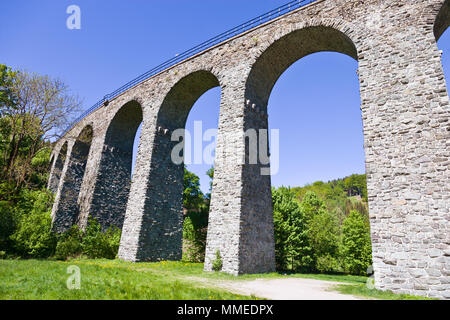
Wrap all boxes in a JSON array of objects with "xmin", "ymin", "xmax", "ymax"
[
  {"xmin": 48, "ymin": 141, "xmax": 68, "ymax": 193},
  {"xmin": 245, "ymin": 25, "xmax": 358, "ymax": 110},
  {"xmin": 52, "ymin": 125, "xmax": 93, "ymax": 233},
  {"xmin": 434, "ymin": 0, "xmax": 450, "ymax": 41},
  {"xmin": 157, "ymin": 70, "xmax": 221, "ymax": 129},
  {"xmin": 120, "ymin": 70, "xmax": 221, "ymax": 262},
  {"xmin": 229, "ymin": 24, "xmax": 361, "ymax": 273},
  {"xmin": 88, "ymin": 100, "xmax": 143, "ymax": 230}
]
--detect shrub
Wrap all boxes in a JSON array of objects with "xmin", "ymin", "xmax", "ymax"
[
  {"xmin": 104, "ymin": 225, "xmax": 121, "ymax": 257},
  {"xmin": 81, "ymin": 218, "xmax": 121, "ymax": 259},
  {"xmin": 10, "ymin": 203, "xmax": 56, "ymax": 258},
  {"xmin": 55, "ymin": 225, "xmax": 83, "ymax": 260},
  {"xmin": 0, "ymin": 201, "xmax": 15, "ymax": 252},
  {"xmin": 211, "ymin": 249, "xmax": 222, "ymax": 272},
  {"xmin": 182, "ymin": 212, "xmax": 208, "ymax": 263},
  {"xmin": 316, "ymin": 254, "xmax": 342, "ymax": 273}
]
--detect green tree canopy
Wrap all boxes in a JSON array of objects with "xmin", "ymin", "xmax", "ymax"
[{"xmin": 341, "ymin": 210, "xmax": 373, "ymax": 275}]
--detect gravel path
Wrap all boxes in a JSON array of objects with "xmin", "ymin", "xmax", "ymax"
[{"xmin": 215, "ymin": 278, "xmax": 364, "ymax": 300}]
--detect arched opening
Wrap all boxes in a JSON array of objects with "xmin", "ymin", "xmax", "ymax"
[
  {"xmin": 135, "ymin": 70, "xmax": 221, "ymax": 262},
  {"xmin": 244, "ymin": 26, "xmax": 373, "ymax": 274},
  {"xmin": 181, "ymin": 86, "xmax": 221, "ymax": 263},
  {"xmin": 48, "ymin": 141, "xmax": 68, "ymax": 193},
  {"xmin": 434, "ymin": 0, "xmax": 450, "ymax": 42},
  {"xmin": 52, "ymin": 126, "xmax": 93, "ymax": 233},
  {"xmin": 89, "ymin": 100, "xmax": 143, "ymax": 230},
  {"xmin": 436, "ymin": 0, "xmax": 450, "ymax": 91}
]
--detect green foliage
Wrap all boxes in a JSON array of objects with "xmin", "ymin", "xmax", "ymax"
[
  {"xmin": 81, "ymin": 218, "xmax": 121, "ymax": 259},
  {"xmin": 205, "ymin": 166, "xmax": 214, "ymax": 199},
  {"xmin": 0, "ymin": 64, "xmax": 17, "ymax": 111},
  {"xmin": 343, "ymin": 174, "xmax": 368, "ymax": 200},
  {"xmin": 307, "ymin": 208, "xmax": 341, "ymax": 273},
  {"xmin": 315, "ymin": 254, "xmax": 341, "ymax": 273},
  {"xmin": 54, "ymin": 225, "xmax": 83, "ymax": 260},
  {"xmin": 182, "ymin": 168, "xmax": 211, "ymax": 263},
  {"xmin": 182, "ymin": 210, "xmax": 209, "ymax": 262},
  {"xmin": 273, "ymin": 185, "xmax": 373, "ymax": 275},
  {"xmin": 272, "ymin": 187, "xmax": 310, "ymax": 271},
  {"xmin": 0, "ymin": 201, "xmax": 16, "ymax": 251},
  {"xmin": 55, "ymin": 219, "xmax": 121, "ymax": 261},
  {"xmin": 183, "ymin": 167, "xmax": 204, "ymax": 210},
  {"xmin": 212, "ymin": 249, "xmax": 223, "ymax": 272},
  {"xmin": 341, "ymin": 210, "xmax": 373, "ymax": 275},
  {"xmin": 29, "ymin": 146, "xmax": 51, "ymax": 188},
  {"xmin": 10, "ymin": 191, "xmax": 56, "ymax": 258},
  {"xmin": 293, "ymin": 174, "xmax": 369, "ymax": 218}
]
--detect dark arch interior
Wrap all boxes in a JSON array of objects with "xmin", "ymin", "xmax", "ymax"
[
  {"xmin": 52, "ymin": 126, "xmax": 93, "ymax": 233},
  {"xmin": 435, "ymin": 0, "xmax": 450, "ymax": 41},
  {"xmin": 245, "ymin": 26, "xmax": 358, "ymax": 110},
  {"xmin": 49, "ymin": 141, "xmax": 68, "ymax": 193},
  {"xmin": 89, "ymin": 100, "xmax": 143, "ymax": 231}
]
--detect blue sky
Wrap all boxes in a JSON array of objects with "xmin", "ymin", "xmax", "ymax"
[{"xmin": 1, "ymin": 1, "xmax": 449, "ymax": 193}]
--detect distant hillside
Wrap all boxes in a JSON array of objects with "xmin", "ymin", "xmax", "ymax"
[{"xmin": 291, "ymin": 174, "xmax": 368, "ymax": 222}]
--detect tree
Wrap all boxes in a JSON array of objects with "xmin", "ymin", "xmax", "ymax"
[
  {"xmin": 0, "ymin": 65, "xmax": 82, "ymax": 188},
  {"xmin": 341, "ymin": 210, "xmax": 373, "ymax": 275},
  {"xmin": 205, "ymin": 166, "xmax": 214, "ymax": 200},
  {"xmin": 300, "ymin": 191, "xmax": 327, "ymax": 223},
  {"xmin": 183, "ymin": 167, "xmax": 204, "ymax": 211},
  {"xmin": 0, "ymin": 65, "xmax": 17, "ymax": 112},
  {"xmin": 272, "ymin": 187, "xmax": 309, "ymax": 271},
  {"xmin": 182, "ymin": 167, "xmax": 210, "ymax": 262},
  {"xmin": 343, "ymin": 174, "xmax": 367, "ymax": 200},
  {"xmin": 308, "ymin": 209, "xmax": 341, "ymax": 273}
]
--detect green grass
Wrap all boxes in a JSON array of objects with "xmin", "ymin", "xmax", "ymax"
[
  {"xmin": 0, "ymin": 259, "xmax": 435, "ymax": 300},
  {"xmin": 0, "ymin": 259, "xmax": 255, "ymax": 300},
  {"xmin": 108, "ymin": 259, "xmax": 367, "ymax": 284},
  {"xmin": 332, "ymin": 283, "xmax": 437, "ymax": 300}
]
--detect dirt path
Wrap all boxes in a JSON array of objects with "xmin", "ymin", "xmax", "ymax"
[{"xmin": 209, "ymin": 278, "xmax": 364, "ymax": 300}]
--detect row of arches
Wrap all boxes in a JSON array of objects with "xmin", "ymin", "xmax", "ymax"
[{"xmin": 49, "ymin": 5, "xmax": 449, "ymax": 273}]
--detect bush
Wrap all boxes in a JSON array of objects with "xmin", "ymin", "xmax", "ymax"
[
  {"xmin": 10, "ymin": 204, "xmax": 56, "ymax": 258},
  {"xmin": 55, "ymin": 225, "xmax": 83, "ymax": 260},
  {"xmin": 104, "ymin": 225, "xmax": 121, "ymax": 256},
  {"xmin": 182, "ymin": 211, "xmax": 208, "ymax": 263},
  {"xmin": 316, "ymin": 254, "xmax": 342, "ymax": 273},
  {"xmin": 0, "ymin": 201, "xmax": 15, "ymax": 252},
  {"xmin": 211, "ymin": 249, "xmax": 222, "ymax": 272},
  {"xmin": 81, "ymin": 218, "xmax": 121, "ymax": 259}
]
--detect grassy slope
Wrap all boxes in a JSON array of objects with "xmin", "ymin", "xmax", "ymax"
[
  {"xmin": 0, "ymin": 259, "xmax": 434, "ymax": 300},
  {"xmin": 0, "ymin": 259, "xmax": 254, "ymax": 300}
]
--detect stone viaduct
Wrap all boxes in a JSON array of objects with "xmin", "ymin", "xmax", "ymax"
[{"xmin": 48, "ymin": 0, "xmax": 450, "ymax": 299}]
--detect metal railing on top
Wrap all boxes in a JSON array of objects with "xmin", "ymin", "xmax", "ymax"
[{"xmin": 62, "ymin": 0, "xmax": 317, "ymax": 137}]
